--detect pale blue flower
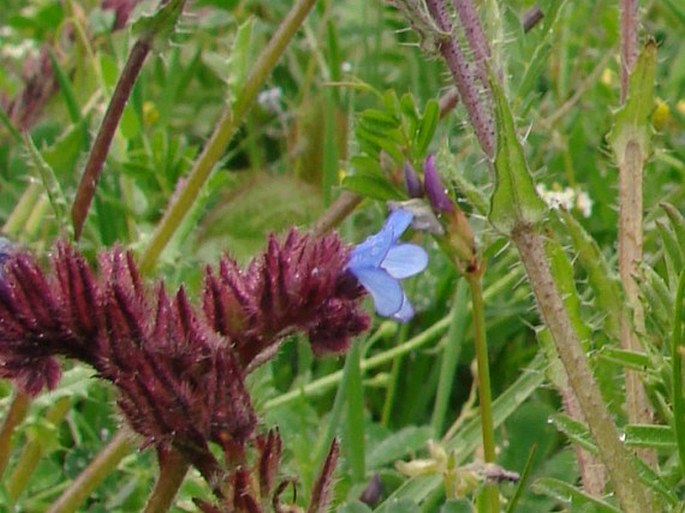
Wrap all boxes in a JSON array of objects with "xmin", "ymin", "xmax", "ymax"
[{"xmin": 347, "ymin": 209, "xmax": 428, "ymax": 322}]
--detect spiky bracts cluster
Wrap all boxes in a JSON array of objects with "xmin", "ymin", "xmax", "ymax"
[
  {"xmin": 203, "ymin": 230, "xmax": 369, "ymax": 367},
  {"xmin": 0, "ymin": 230, "xmax": 369, "ymax": 464}
]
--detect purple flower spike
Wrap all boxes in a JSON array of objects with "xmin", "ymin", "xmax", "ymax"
[
  {"xmin": 347, "ymin": 210, "xmax": 428, "ymax": 322},
  {"xmin": 424, "ymin": 154, "xmax": 455, "ymax": 214}
]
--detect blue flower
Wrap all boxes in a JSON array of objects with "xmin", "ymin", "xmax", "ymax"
[{"xmin": 347, "ymin": 209, "xmax": 428, "ymax": 322}]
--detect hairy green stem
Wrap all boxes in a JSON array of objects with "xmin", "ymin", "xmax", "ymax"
[
  {"xmin": 512, "ymin": 224, "xmax": 650, "ymax": 513},
  {"xmin": 0, "ymin": 392, "xmax": 30, "ymax": 477},
  {"xmin": 47, "ymin": 428, "xmax": 138, "ymax": 513},
  {"xmin": 466, "ymin": 272, "xmax": 498, "ymax": 513},
  {"xmin": 142, "ymin": 448, "xmax": 190, "ymax": 513},
  {"xmin": 139, "ymin": 0, "xmax": 319, "ymax": 274}
]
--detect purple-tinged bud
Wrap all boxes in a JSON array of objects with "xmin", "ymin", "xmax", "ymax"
[
  {"xmin": 404, "ymin": 161, "xmax": 424, "ymax": 198},
  {"xmin": 424, "ymin": 154, "xmax": 455, "ymax": 214},
  {"xmin": 308, "ymin": 439, "xmax": 340, "ymax": 513}
]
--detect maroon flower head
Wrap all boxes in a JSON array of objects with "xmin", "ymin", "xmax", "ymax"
[
  {"xmin": 202, "ymin": 229, "xmax": 369, "ymax": 368},
  {"xmin": 0, "ymin": 231, "xmax": 369, "ymax": 472}
]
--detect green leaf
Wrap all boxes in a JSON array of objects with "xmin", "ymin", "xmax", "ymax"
[
  {"xmin": 336, "ymin": 501, "xmax": 373, "ymax": 513},
  {"xmin": 366, "ymin": 426, "xmax": 432, "ymax": 469},
  {"xmin": 544, "ymin": 236, "xmax": 591, "ymax": 347},
  {"xmin": 440, "ymin": 499, "xmax": 474, "ymax": 513},
  {"xmin": 342, "ymin": 174, "xmax": 404, "ymax": 201},
  {"xmin": 416, "ymin": 98, "xmax": 439, "ymax": 157},
  {"xmin": 24, "ymin": 133, "xmax": 69, "ymax": 233},
  {"xmin": 132, "ymin": 0, "xmax": 186, "ymax": 47},
  {"xmin": 607, "ymin": 40, "xmax": 657, "ymax": 162},
  {"xmin": 623, "ymin": 424, "xmax": 675, "ymax": 449},
  {"xmin": 532, "ymin": 477, "xmax": 621, "ymax": 513},
  {"xmin": 47, "ymin": 49, "xmax": 82, "ymax": 126},
  {"xmin": 549, "ymin": 413, "xmax": 597, "ymax": 454},
  {"xmin": 488, "ymin": 76, "xmax": 547, "ymax": 234},
  {"xmin": 595, "ymin": 347, "xmax": 652, "ymax": 372},
  {"xmin": 376, "ymin": 498, "xmax": 420, "ymax": 513},
  {"xmin": 560, "ymin": 210, "xmax": 624, "ymax": 340},
  {"xmin": 661, "ymin": 203, "xmax": 685, "ymax": 256},
  {"xmin": 227, "ymin": 17, "xmax": 255, "ymax": 98},
  {"xmin": 655, "ymin": 219, "xmax": 682, "ymax": 285}
]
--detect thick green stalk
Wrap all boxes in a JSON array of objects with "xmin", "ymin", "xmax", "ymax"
[
  {"xmin": 139, "ymin": 0, "xmax": 318, "ymax": 274},
  {"xmin": 47, "ymin": 429, "xmax": 138, "ymax": 513},
  {"xmin": 512, "ymin": 224, "xmax": 650, "ymax": 513},
  {"xmin": 466, "ymin": 272, "xmax": 498, "ymax": 513}
]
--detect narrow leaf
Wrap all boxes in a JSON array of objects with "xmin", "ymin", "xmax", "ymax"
[
  {"xmin": 623, "ymin": 424, "xmax": 675, "ymax": 449},
  {"xmin": 24, "ymin": 134, "xmax": 69, "ymax": 232},
  {"xmin": 489, "ymin": 77, "xmax": 547, "ymax": 234},
  {"xmin": 532, "ymin": 477, "xmax": 621, "ymax": 513}
]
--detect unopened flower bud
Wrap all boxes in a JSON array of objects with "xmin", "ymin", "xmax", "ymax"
[
  {"xmin": 424, "ymin": 154, "xmax": 455, "ymax": 214},
  {"xmin": 403, "ymin": 161, "xmax": 423, "ymax": 198}
]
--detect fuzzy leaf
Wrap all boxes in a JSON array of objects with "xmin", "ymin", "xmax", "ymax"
[
  {"xmin": 132, "ymin": 0, "xmax": 185, "ymax": 47},
  {"xmin": 550, "ymin": 413, "xmax": 597, "ymax": 453},
  {"xmin": 489, "ymin": 77, "xmax": 547, "ymax": 234},
  {"xmin": 561, "ymin": 210, "xmax": 624, "ymax": 340},
  {"xmin": 532, "ymin": 477, "xmax": 621, "ymax": 513},
  {"xmin": 607, "ymin": 40, "xmax": 657, "ymax": 161},
  {"xmin": 623, "ymin": 424, "xmax": 676, "ymax": 449}
]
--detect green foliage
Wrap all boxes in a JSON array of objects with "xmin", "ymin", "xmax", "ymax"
[{"xmin": 0, "ymin": 1, "xmax": 684, "ymax": 512}]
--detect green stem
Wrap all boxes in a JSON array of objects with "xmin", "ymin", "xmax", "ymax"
[
  {"xmin": 512, "ymin": 224, "xmax": 650, "ymax": 513},
  {"xmin": 142, "ymin": 448, "xmax": 190, "ymax": 513},
  {"xmin": 672, "ymin": 269, "xmax": 685, "ymax": 476},
  {"xmin": 6, "ymin": 397, "xmax": 71, "ymax": 504},
  {"xmin": 47, "ymin": 428, "xmax": 138, "ymax": 513},
  {"xmin": 430, "ymin": 280, "xmax": 468, "ymax": 438},
  {"xmin": 2, "ymin": 183, "xmax": 42, "ymax": 237},
  {"xmin": 139, "ymin": 0, "xmax": 319, "ymax": 274},
  {"xmin": 467, "ymin": 272, "xmax": 498, "ymax": 513},
  {"xmin": 0, "ymin": 392, "xmax": 31, "ymax": 477}
]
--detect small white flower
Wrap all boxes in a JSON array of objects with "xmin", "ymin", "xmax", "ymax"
[
  {"xmin": 257, "ymin": 87, "xmax": 283, "ymax": 113},
  {"xmin": 536, "ymin": 184, "xmax": 592, "ymax": 218},
  {"xmin": 341, "ymin": 61, "xmax": 353, "ymax": 73}
]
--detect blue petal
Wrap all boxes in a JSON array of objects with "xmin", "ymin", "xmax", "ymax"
[
  {"xmin": 349, "ymin": 266, "xmax": 403, "ymax": 317},
  {"xmin": 348, "ymin": 226, "xmax": 393, "ymax": 270},
  {"xmin": 392, "ymin": 293, "xmax": 415, "ymax": 322},
  {"xmin": 381, "ymin": 243, "xmax": 429, "ymax": 279},
  {"xmin": 385, "ymin": 209, "xmax": 414, "ymax": 240}
]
